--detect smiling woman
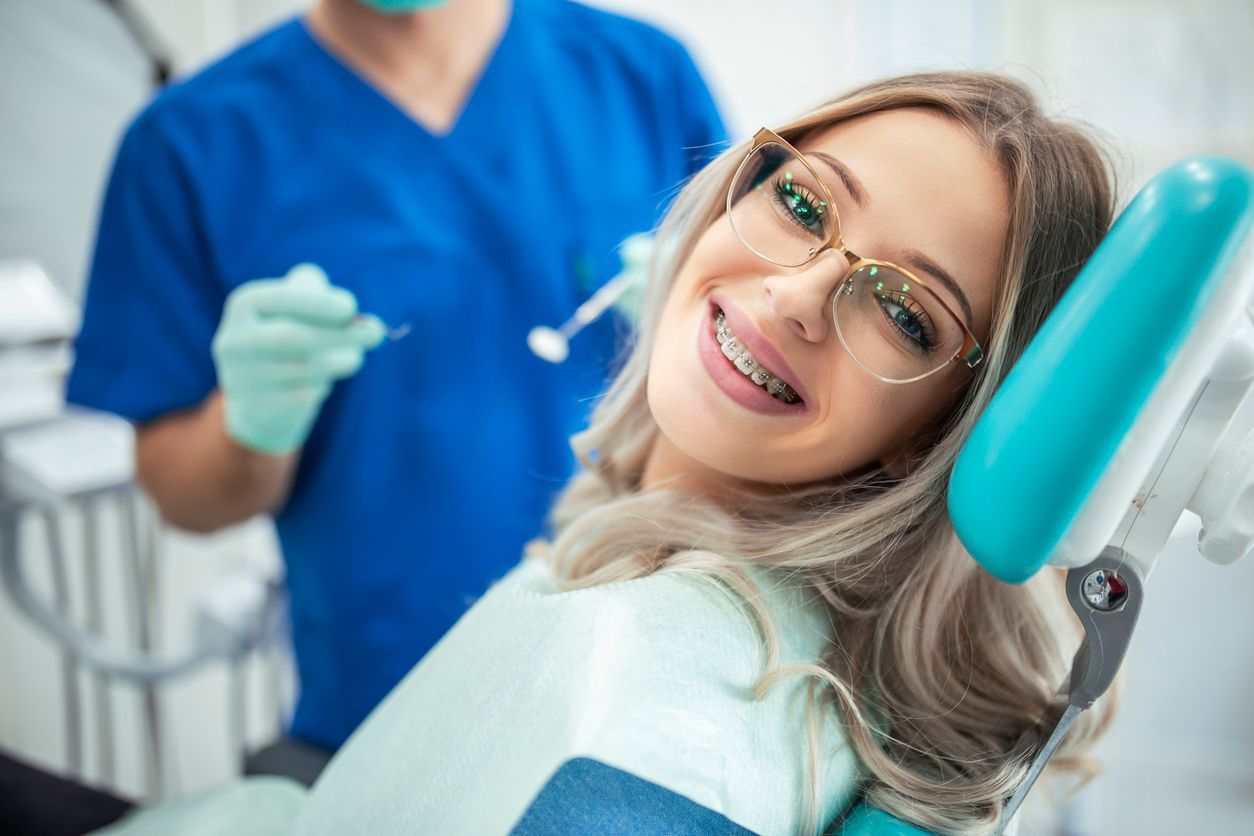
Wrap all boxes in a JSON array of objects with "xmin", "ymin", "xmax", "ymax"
[{"xmin": 541, "ymin": 71, "xmax": 1117, "ymax": 833}]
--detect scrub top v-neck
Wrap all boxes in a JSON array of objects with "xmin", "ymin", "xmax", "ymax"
[
  {"xmin": 298, "ymin": 3, "xmax": 521, "ymax": 154},
  {"xmin": 68, "ymin": 0, "xmax": 726, "ymax": 750}
]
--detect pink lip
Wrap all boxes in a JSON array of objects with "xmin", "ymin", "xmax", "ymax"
[
  {"xmin": 698, "ymin": 295, "xmax": 810, "ymax": 417},
  {"xmin": 709, "ymin": 294, "xmax": 811, "ymax": 405}
]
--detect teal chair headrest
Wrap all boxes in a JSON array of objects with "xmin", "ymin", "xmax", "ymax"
[{"xmin": 948, "ymin": 156, "xmax": 1254, "ymax": 583}]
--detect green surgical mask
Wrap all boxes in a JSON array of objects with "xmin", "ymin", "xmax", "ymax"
[{"xmin": 355, "ymin": 0, "xmax": 450, "ymax": 13}]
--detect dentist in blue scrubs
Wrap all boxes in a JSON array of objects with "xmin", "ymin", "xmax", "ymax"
[{"xmin": 68, "ymin": 0, "xmax": 724, "ymax": 754}]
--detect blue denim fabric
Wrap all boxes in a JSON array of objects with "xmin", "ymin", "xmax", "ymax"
[{"xmin": 510, "ymin": 757, "xmax": 757, "ymax": 835}]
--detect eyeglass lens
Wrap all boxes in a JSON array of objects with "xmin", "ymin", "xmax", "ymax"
[{"xmin": 728, "ymin": 141, "xmax": 963, "ymax": 382}]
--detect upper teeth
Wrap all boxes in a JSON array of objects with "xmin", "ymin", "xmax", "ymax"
[{"xmin": 714, "ymin": 310, "xmax": 801, "ymax": 404}]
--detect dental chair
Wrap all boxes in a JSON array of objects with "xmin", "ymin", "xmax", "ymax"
[{"xmin": 841, "ymin": 154, "xmax": 1254, "ymax": 832}]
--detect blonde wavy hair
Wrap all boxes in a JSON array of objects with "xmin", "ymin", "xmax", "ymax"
[{"xmin": 529, "ymin": 71, "xmax": 1119, "ymax": 834}]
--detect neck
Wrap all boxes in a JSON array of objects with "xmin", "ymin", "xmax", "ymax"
[
  {"xmin": 307, "ymin": 0, "xmax": 509, "ymax": 85},
  {"xmin": 306, "ymin": 0, "xmax": 511, "ymax": 133},
  {"xmin": 640, "ymin": 434, "xmax": 744, "ymax": 504}
]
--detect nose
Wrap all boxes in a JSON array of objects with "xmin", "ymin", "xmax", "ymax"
[{"xmin": 763, "ymin": 249, "xmax": 852, "ymax": 343}]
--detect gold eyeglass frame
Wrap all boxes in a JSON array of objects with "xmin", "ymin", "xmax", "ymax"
[{"xmin": 726, "ymin": 127, "xmax": 985, "ymax": 384}]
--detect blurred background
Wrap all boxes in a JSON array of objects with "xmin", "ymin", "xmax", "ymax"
[{"xmin": 1, "ymin": 1, "xmax": 1251, "ymax": 834}]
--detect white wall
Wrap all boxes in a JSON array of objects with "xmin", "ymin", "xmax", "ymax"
[
  {"xmin": 594, "ymin": 0, "xmax": 1253, "ymax": 190},
  {"xmin": 0, "ymin": 0, "xmax": 152, "ymax": 303},
  {"xmin": 1, "ymin": 1, "xmax": 1252, "ymax": 832},
  {"xmin": 116, "ymin": 0, "xmax": 1254, "ymax": 221}
]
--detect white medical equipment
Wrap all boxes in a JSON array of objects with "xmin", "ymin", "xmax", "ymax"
[{"xmin": 0, "ymin": 260, "xmax": 286, "ymax": 798}]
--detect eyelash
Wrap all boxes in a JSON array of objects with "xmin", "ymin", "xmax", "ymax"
[
  {"xmin": 771, "ymin": 178, "xmax": 827, "ymax": 237},
  {"xmin": 876, "ymin": 290, "xmax": 938, "ymax": 354}
]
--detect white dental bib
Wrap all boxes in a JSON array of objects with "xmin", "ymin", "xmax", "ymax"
[{"xmin": 295, "ymin": 555, "xmax": 861, "ymax": 834}]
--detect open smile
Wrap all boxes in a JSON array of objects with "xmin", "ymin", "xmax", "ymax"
[
  {"xmin": 714, "ymin": 309, "xmax": 802, "ymax": 404},
  {"xmin": 697, "ymin": 297, "xmax": 809, "ymax": 417}
]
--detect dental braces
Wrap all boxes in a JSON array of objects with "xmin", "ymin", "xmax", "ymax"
[{"xmin": 714, "ymin": 310, "xmax": 801, "ymax": 404}]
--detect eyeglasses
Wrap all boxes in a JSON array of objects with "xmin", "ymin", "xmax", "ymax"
[{"xmin": 726, "ymin": 128, "xmax": 984, "ymax": 384}]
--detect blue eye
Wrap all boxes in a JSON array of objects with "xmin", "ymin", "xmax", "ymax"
[
  {"xmin": 772, "ymin": 177, "xmax": 826, "ymax": 236},
  {"xmin": 877, "ymin": 291, "xmax": 938, "ymax": 354}
]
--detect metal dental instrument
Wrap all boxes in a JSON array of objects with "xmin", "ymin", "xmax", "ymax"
[
  {"xmin": 353, "ymin": 315, "xmax": 411, "ymax": 341},
  {"xmin": 383, "ymin": 321, "xmax": 411, "ymax": 341},
  {"xmin": 529, "ymin": 233, "xmax": 654, "ymax": 364},
  {"xmin": 528, "ymin": 272, "xmax": 634, "ymax": 364}
]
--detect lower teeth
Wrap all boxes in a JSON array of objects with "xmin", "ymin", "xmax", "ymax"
[{"xmin": 714, "ymin": 310, "xmax": 801, "ymax": 404}]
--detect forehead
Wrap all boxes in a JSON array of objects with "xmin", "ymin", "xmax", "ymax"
[{"xmin": 798, "ymin": 108, "xmax": 1010, "ymax": 337}]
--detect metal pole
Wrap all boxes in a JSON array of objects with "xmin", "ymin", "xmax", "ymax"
[
  {"xmin": 119, "ymin": 490, "xmax": 162, "ymax": 799},
  {"xmin": 82, "ymin": 497, "xmax": 116, "ymax": 785},
  {"xmin": 41, "ymin": 508, "xmax": 83, "ymax": 779}
]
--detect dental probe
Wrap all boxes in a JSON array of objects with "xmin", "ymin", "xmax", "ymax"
[
  {"xmin": 528, "ymin": 271, "xmax": 634, "ymax": 364},
  {"xmin": 354, "ymin": 314, "xmax": 412, "ymax": 341},
  {"xmin": 382, "ymin": 322, "xmax": 411, "ymax": 341}
]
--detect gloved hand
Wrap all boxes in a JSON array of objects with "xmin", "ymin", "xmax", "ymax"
[
  {"xmin": 609, "ymin": 232, "xmax": 654, "ymax": 327},
  {"xmin": 211, "ymin": 263, "xmax": 385, "ymax": 455}
]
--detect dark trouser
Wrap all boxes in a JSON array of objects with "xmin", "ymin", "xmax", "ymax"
[
  {"xmin": 0, "ymin": 746, "xmax": 133, "ymax": 836},
  {"xmin": 0, "ymin": 736, "xmax": 331, "ymax": 836}
]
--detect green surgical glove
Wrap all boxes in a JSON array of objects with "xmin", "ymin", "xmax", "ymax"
[
  {"xmin": 211, "ymin": 263, "xmax": 385, "ymax": 455},
  {"xmin": 610, "ymin": 233, "xmax": 654, "ymax": 327}
]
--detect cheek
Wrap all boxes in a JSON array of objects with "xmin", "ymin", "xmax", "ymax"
[
  {"xmin": 804, "ymin": 364, "xmax": 952, "ymax": 477},
  {"xmin": 874, "ymin": 372, "xmax": 970, "ymax": 453},
  {"xmin": 677, "ymin": 217, "xmax": 759, "ymax": 290},
  {"xmin": 645, "ymin": 298, "xmax": 708, "ymax": 435},
  {"xmin": 646, "ymin": 324, "xmax": 687, "ymax": 412},
  {"xmin": 798, "ymin": 384, "xmax": 900, "ymax": 478}
]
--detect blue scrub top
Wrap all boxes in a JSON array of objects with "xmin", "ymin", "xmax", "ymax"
[{"xmin": 68, "ymin": 0, "xmax": 726, "ymax": 749}]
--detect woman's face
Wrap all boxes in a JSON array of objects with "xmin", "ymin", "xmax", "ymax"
[{"xmin": 645, "ymin": 107, "xmax": 1010, "ymax": 490}]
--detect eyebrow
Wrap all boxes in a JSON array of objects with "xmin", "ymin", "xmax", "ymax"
[
  {"xmin": 809, "ymin": 151, "xmax": 976, "ymax": 331},
  {"xmin": 810, "ymin": 152, "xmax": 868, "ymax": 210},
  {"xmin": 901, "ymin": 250, "xmax": 976, "ymax": 331}
]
